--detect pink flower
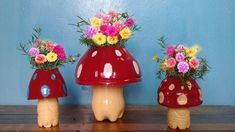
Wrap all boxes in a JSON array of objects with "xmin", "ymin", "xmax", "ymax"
[
  {"xmin": 45, "ymin": 42, "xmax": 55, "ymax": 51},
  {"xmin": 84, "ymin": 26, "xmax": 97, "ymax": 39},
  {"xmin": 108, "ymin": 10, "xmax": 117, "ymax": 18},
  {"xmin": 113, "ymin": 21, "xmax": 124, "ymax": 31},
  {"xmin": 29, "ymin": 48, "xmax": 39, "ymax": 57},
  {"xmin": 34, "ymin": 39, "xmax": 42, "ymax": 47},
  {"xmin": 177, "ymin": 61, "xmax": 189, "ymax": 73},
  {"xmin": 175, "ymin": 52, "xmax": 185, "ymax": 62},
  {"xmin": 100, "ymin": 25, "xmax": 118, "ymax": 36},
  {"xmin": 166, "ymin": 46, "xmax": 175, "ymax": 56},
  {"xmin": 53, "ymin": 45, "xmax": 64, "ymax": 54},
  {"xmin": 35, "ymin": 54, "xmax": 46, "ymax": 64},
  {"xmin": 58, "ymin": 52, "xmax": 66, "ymax": 61},
  {"xmin": 175, "ymin": 43, "xmax": 186, "ymax": 52},
  {"xmin": 189, "ymin": 57, "xmax": 199, "ymax": 69},
  {"xmin": 96, "ymin": 12, "xmax": 112, "ymax": 24},
  {"xmin": 166, "ymin": 58, "xmax": 177, "ymax": 68},
  {"xmin": 124, "ymin": 18, "xmax": 134, "ymax": 27}
]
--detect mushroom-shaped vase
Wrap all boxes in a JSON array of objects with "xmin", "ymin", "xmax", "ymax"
[
  {"xmin": 157, "ymin": 77, "xmax": 203, "ymax": 130},
  {"xmin": 75, "ymin": 46, "xmax": 141, "ymax": 122},
  {"xmin": 28, "ymin": 68, "xmax": 67, "ymax": 127}
]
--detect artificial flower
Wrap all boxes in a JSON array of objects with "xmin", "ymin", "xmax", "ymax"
[
  {"xmin": 45, "ymin": 42, "xmax": 55, "ymax": 51},
  {"xmin": 107, "ymin": 36, "xmax": 118, "ymax": 44},
  {"xmin": 53, "ymin": 45, "xmax": 64, "ymax": 54},
  {"xmin": 46, "ymin": 52, "xmax": 58, "ymax": 62},
  {"xmin": 166, "ymin": 46, "xmax": 175, "ymax": 56},
  {"xmin": 119, "ymin": 27, "xmax": 132, "ymax": 39},
  {"xmin": 29, "ymin": 48, "xmax": 39, "ymax": 57},
  {"xmin": 124, "ymin": 18, "xmax": 134, "ymax": 27},
  {"xmin": 84, "ymin": 26, "xmax": 97, "ymax": 39},
  {"xmin": 90, "ymin": 17, "xmax": 103, "ymax": 28},
  {"xmin": 58, "ymin": 52, "xmax": 66, "ymax": 61},
  {"xmin": 177, "ymin": 61, "xmax": 189, "ymax": 73},
  {"xmin": 186, "ymin": 48, "xmax": 197, "ymax": 57},
  {"xmin": 175, "ymin": 52, "xmax": 185, "ymax": 62},
  {"xmin": 108, "ymin": 10, "xmax": 117, "ymax": 18},
  {"xmin": 92, "ymin": 33, "xmax": 106, "ymax": 45},
  {"xmin": 113, "ymin": 21, "xmax": 124, "ymax": 31},
  {"xmin": 152, "ymin": 55, "xmax": 159, "ymax": 61},
  {"xmin": 35, "ymin": 54, "xmax": 46, "ymax": 64},
  {"xmin": 166, "ymin": 57, "xmax": 177, "ymax": 68},
  {"xmin": 160, "ymin": 61, "xmax": 167, "ymax": 71},
  {"xmin": 175, "ymin": 43, "xmax": 185, "ymax": 52},
  {"xmin": 189, "ymin": 57, "xmax": 199, "ymax": 69},
  {"xmin": 100, "ymin": 25, "xmax": 118, "ymax": 36},
  {"xmin": 34, "ymin": 39, "xmax": 42, "ymax": 47}
]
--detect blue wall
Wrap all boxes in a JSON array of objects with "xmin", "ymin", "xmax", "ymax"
[{"xmin": 0, "ymin": 0, "xmax": 235, "ymax": 105}]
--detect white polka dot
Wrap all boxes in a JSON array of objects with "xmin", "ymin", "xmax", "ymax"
[
  {"xmin": 77, "ymin": 64, "xmax": 83, "ymax": 78},
  {"xmin": 181, "ymin": 86, "xmax": 185, "ymax": 90},
  {"xmin": 177, "ymin": 94, "xmax": 187, "ymax": 105},
  {"xmin": 187, "ymin": 81, "xmax": 192, "ymax": 90},
  {"xmin": 91, "ymin": 51, "xmax": 97, "ymax": 57},
  {"xmin": 115, "ymin": 50, "xmax": 122, "ymax": 56},
  {"xmin": 133, "ymin": 61, "xmax": 140, "ymax": 74},
  {"xmin": 164, "ymin": 79, "xmax": 167, "ymax": 82},
  {"xmin": 159, "ymin": 91, "xmax": 164, "ymax": 104},
  {"xmin": 198, "ymin": 89, "xmax": 203, "ymax": 101},
  {"xmin": 103, "ymin": 63, "xmax": 112, "ymax": 78},
  {"xmin": 168, "ymin": 84, "xmax": 175, "ymax": 90}
]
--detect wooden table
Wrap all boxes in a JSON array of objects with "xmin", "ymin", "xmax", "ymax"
[{"xmin": 0, "ymin": 105, "xmax": 234, "ymax": 131}]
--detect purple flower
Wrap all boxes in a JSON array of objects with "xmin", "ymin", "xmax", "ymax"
[
  {"xmin": 84, "ymin": 26, "xmax": 97, "ymax": 39},
  {"xmin": 177, "ymin": 61, "xmax": 189, "ymax": 74},
  {"xmin": 166, "ymin": 46, "xmax": 175, "ymax": 56},
  {"xmin": 124, "ymin": 18, "xmax": 134, "ymax": 27},
  {"xmin": 29, "ymin": 48, "xmax": 39, "ymax": 57},
  {"xmin": 175, "ymin": 52, "xmax": 185, "ymax": 62},
  {"xmin": 175, "ymin": 43, "xmax": 186, "ymax": 52}
]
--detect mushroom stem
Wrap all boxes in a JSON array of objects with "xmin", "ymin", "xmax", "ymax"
[
  {"xmin": 37, "ymin": 98, "xmax": 59, "ymax": 128},
  {"xmin": 167, "ymin": 108, "xmax": 190, "ymax": 130},
  {"xmin": 92, "ymin": 85, "xmax": 124, "ymax": 122}
]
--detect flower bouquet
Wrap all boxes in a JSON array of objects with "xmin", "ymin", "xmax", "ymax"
[
  {"xmin": 153, "ymin": 37, "xmax": 209, "ymax": 130},
  {"xmin": 74, "ymin": 10, "xmax": 141, "ymax": 122},
  {"xmin": 19, "ymin": 28, "xmax": 79, "ymax": 128}
]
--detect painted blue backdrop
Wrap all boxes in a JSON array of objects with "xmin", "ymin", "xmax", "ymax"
[{"xmin": 0, "ymin": 0, "xmax": 235, "ymax": 105}]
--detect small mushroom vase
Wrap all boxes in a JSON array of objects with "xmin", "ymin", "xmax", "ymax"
[
  {"xmin": 75, "ymin": 46, "xmax": 141, "ymax": 122},
  {"xmin": 28, "ymin": 68, "xmax": 67, "ymax": 128},
  {"xmin": 157, "ymin": 77, "xmax": 203, "ymax": 130}
]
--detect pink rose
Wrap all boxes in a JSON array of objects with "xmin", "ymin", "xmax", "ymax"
[
  {"xmin": 108, "ymin": 10, "xmax": 117, "ymax": 18},
  {"xmin": 189, "ymin": 57, "xmax": 199, "ymax": 69},
  {"xmin": 100, "ymin": 25, "xmax": 118, "ymax": 36},
  {"xmin": 35, "ymin": 54, "xmax": 46, "ymax": 64},
  {"xmin": 166, "ymin": 58, "xmax": 177, "ymax": 68},
  {"xmin": 166, "ymin": 46, "xmax": 175, "ymax": 56},
  {"xmin": 58, "ymin": 52, "xmax": 66, "ymax": 61},
  {"xmin": 53, "ymin": 45, "xmax": 64, "ymax": 54},
  {"xmin": 45, "ymin": 42, "xmax": 55, "ymax": 51},
  {"xmin": 124, "ymin": 18, "xmax": 134, "ymax": 27},
  {"xmin": 113, "ymin": 21, "xmax": 124, "ymax": 31}
]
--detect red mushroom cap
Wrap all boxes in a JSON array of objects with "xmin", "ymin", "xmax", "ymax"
[
  {"xmin": 157, "ymin": 77, "xmax": 202, "ymax": 108},
  {"xmin": 75, "ymin": 46, "xmax": 141, "ymax": 85},
  {"xmin": 28, "ymin": 68, "xmax": 67, "ymax": 100}
]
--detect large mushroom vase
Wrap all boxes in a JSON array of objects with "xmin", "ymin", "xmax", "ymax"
[
  {"xmin": 28, "ymin": 68, "xmax": 67, "ymax": 127},
  {"xmin": 158, "ymin": 77, "xmax": 203, "ymax": 129},
  {"xmin": 75, "ymin": 46, "xmax": 141, "ymax": 122}
]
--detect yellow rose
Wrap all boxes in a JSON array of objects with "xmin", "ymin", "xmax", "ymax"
[
  {"xmin": 186, "ymin": 45, "xmax": 201, "ymax": 57},
  {"xmin": 92, "ymin": 33, "xmax": 106, "ymax": 45},
  {"xmin": 107, "ymin": 36, "xmax": 118, "ymax": 44},
  {"xmin": 119, "ymin": 28, "xmax": 132, "ymax": 39},
  {"xmin": 160, "ymin": 61, "xmax": 167, "ymax": 71},
  {"xmin": 90, "ymin": 17, "xmax": 103, "ymax": 28},
  {"xmin": 46, "ymin": 52, "xmax": 57, "ymax": 62}
]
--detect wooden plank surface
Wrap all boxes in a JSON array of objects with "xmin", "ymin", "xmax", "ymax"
[{"xmin": 0, "ymin": 105, "xmax": 235, "ymax": 131}]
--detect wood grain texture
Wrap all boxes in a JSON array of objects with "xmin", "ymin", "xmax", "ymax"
[{"xmin": 0, "ymin": 105, "xmax": 234, "ymax": 131}]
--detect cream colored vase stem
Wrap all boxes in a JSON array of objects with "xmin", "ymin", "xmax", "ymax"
[
  {"xmin": 37, "ymin": 98, "xmax": 59, "ymax": 128},
  {"xmin": 92, "ymin": 85, "xmax": 124, "ymax": 122},
  {"xmin": 167, "ymin": 108, "xmax": 190, "ymax": 130}
]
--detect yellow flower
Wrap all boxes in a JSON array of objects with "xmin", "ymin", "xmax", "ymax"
[
  {"xmin": 92, "ymin": 33, "xmax": 106, "ymax": 45},
  {"xmin": 152, "ymin": 55, "xmax": 159, "ymax": 61},
  {"xmin": 186, "ymin": 45, "xmax": 201, "ymax": 57},
  {"xmin": 160, "ymin": 61, "xmax": 167, "ymax": 71},
  {"xmin": 90, "ymin": 17, "xmax": 103, "ymax": 28},
  {"xmin": 119, "ymin": 28, "xmax": 132, "ymax": 39},
  {"xmin": 107, "ymin": 36, "xmax": 118, "ymax": 44},
  {"xmin": 46, "ymin": 52, "xmax": 57, "ymax": 62}
]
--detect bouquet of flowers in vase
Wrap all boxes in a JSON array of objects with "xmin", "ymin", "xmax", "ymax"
[
  {"xmin": 19, "ymin": 28, "xmax": 79, "ymax": 70},
  {"xmin": 75, "ymin": 10, "xmax": 140, "ymax": 47},
  {"xmin": 153, "ymin": 36, "xmax": 210, "ymax": 86}
]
